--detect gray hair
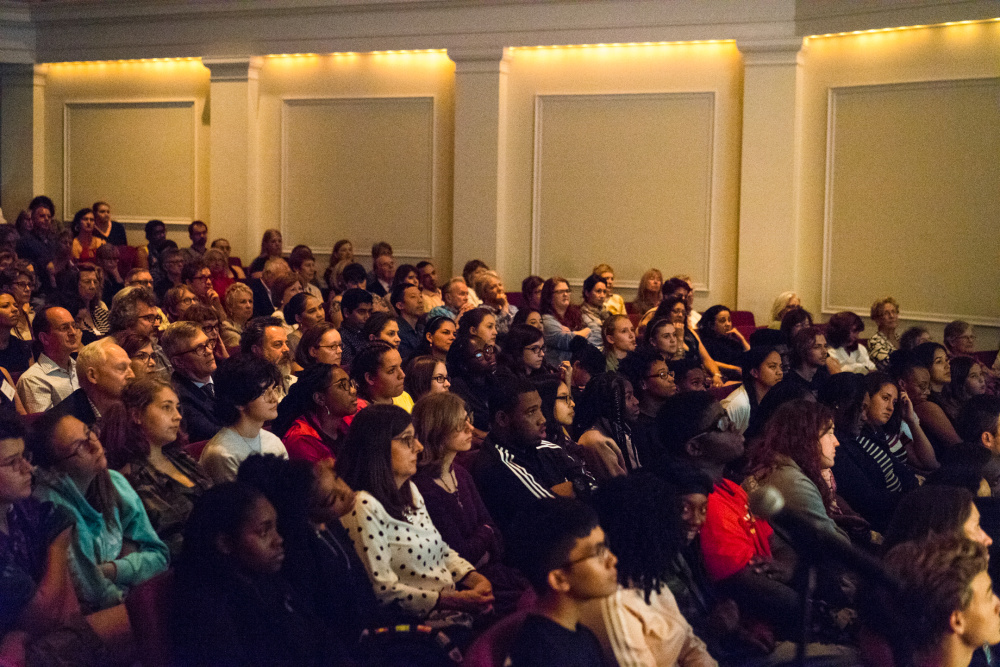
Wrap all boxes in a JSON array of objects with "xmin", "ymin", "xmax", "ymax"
[
  {"xmin": 160, "ymin": 321, "xmax": 203, "ymax": 359},
  {"xmin": 109, "ymin": 286, "xmax": 158, "ymax": 333}
]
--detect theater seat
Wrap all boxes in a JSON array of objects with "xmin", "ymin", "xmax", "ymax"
[
  {"xmin": 117, "ymin": 245, "xmax": 138, "ymax": 276},
  {"xmin": 463, "ymin": 611, "xmax": 528, "ymax": 667},
  {"xmin": 125, "ymin": 570, "xmax": 175, "ymax": 667},
  {"xmin": 507, "ymin": 291, "xmax": 525, "ymax": 309},
  {"xmin": 730, "ymin": 310, "xmax": 756, "ymax": 329},
  {"xmin": 183, "ymin": 439, "xmax": 209, "ymax": 459}
]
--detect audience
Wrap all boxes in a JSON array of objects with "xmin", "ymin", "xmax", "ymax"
[
  {"xmin": 281, "ymin": 291, "xmax": 324, "ymax": 357},
  {"xmin": 721, "ymin": 346, "xmax": 782, "ymax": 435},
  {"xmin": 50, "ymin": 337, "xmax": 134, "ymax": 427},
  {"xmin": 162, "ymin": 321, "xmax": 224, "ymax": 442},
  {"xmin": 500, "ymin": 322, "xmax": 552, "ymax": 378},
  {"xmin": 633, "ymin": 268, "xmax": 663, "ymax": 316},
  {"xmin": 350, "ymin": 340, "xmax": 411, "ymax": 412},
  {"xmin": 248, "ymin": 256, "xmax": 291, "ymax": 319},
  {"xmin": 199, "ymin": 355, "xmax": 288, "ymax": 483},
  {"xmin": 601, "ymin": 314, "xmax": 636, "ymax": 372},
  {"xmin": 240, "ymin": 316, "xmax": 295, "ymax": 397},
  {"xmin": 293, "ymin": 320, "xmax": 342, "ymax": 370},
  {"xmin": 391, "ymin": 282, "xmax": 425, "ymax": 360},
  {"xmin": 16, "ymin": 306, "xmax": 80, "ymax": 412},
  {"xmin": 541, "ymin": 276, "xmax": 591, "ymax": 365},
  {"xmin": 618, "ymin": 346, "xmax": 676, "ymax": 469},
  {"xmin": 826, "ymin": 310, "xmax": 876, "ymax": 374},
  {"xmin": 179, "ymin": 220, "xmax": 208, "ymax": 264},
  {"xmin": 418, "ymin": 314, "xmax": 456, "ymax": 362},
  {"xmin": 417, "ymin": 259, "xmax": 443, "ymax": 311},
  {"xmin": 0, "ymin": 290, "xmax": 32, "ymax": 374},
  {"xmin": 403, "ymin": 354, "xmax": 450, "ymax": 401},
  {"xmin": 696, "ymin": 304, "xmax": 750, "ymax": 375},
  {"xmin": 220, "ymin": 281, "xmax": 254, "ymax": 349},
  {"xmin": 574, "ymin": 371, "xmax": 641, "ymax": 477},
  {"xmin": 867, "ymin": 296, "xmax": 900, "ymax": 370},
  {"xmin": 181, "ymin": 302, "xmax": 230, "ymax": 363},
  {"xmin": 247, "ymin": 228, "xmax": 284, "ymax": 277},
  {"xmin": 338, "ymin": 287, "xmax": 375, "ymax": 368},
  {"xmin": 273, "ymin": 363, "xmax": 358, "ymax": 463}
]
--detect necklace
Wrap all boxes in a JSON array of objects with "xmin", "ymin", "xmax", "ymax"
[{"xmin": 436, "ymin": 468, "xmax": 464, "ymax": 510}]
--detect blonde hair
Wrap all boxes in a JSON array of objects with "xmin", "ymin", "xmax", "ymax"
[
  {"xmin": 224, "ymin": 282, "xmax": 253, "ymax": 317},
  {"xmin": 412, "ymin": 392, "xmax": 469, "ymax": 475},
  {"xmin": 592, "ymin": 263, "xmax": 614, "ymax": 277},
  {"xmin": 771, "ymin": 291, "xmax": 800, "ymax": 323},
  {"xmin": 870, "ymin": 296, "xmax": 900, "ymax": 321}
]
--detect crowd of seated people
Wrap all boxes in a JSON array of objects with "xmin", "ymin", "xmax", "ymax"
[{"xmin": 3, "ymin": 195, "xmax": 1000, "ymax": 667}]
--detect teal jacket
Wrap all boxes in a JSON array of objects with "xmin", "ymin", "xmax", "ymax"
[{"xmin": 33, "ymin": 468, "xmax": 169, "ymax": 611}]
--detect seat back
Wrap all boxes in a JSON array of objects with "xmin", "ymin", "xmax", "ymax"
[
  {"xmin": 463, "ymin": 611, "xmax": 528, "ymax": 667},
  {"xmin": 507, "ymin": 291, "xmax": 525, "ymax": 309},
  {"xmin": 183, "ymin": 439, "xmax": 209, "ymax": 460},
  {"xmin": 117, "ymin": 245, "xmax": 139, "ymax": 276},
  {"xmin": 125, "ymin": 570, "xmax": 175, "ymax": 667}
]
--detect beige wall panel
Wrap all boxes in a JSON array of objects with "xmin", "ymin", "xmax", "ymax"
[
  {"xmin": 824, "ymin": 78, "xmax": 1000, "ymax": 326},
  {"xmin": 257, "ymin": 53, "xmax": 454, "ymax": 273},
  {"xmin": 504, "ymin": 43, "xmax": 743, "ymax": 309},
  {"xmin": 534, "ymin": 92, "xmax": 714, "ymax": 289},
  {"xmin": 65, "ymin": 101, "xmax": 196, "ymax": 222},
  {"xmin": 798, "ymin": 21, "xmax": 1000, "ymax": 347}
]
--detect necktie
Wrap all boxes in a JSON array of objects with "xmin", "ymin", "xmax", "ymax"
[{"xmin": 203, "ymin": 383, "xmax": 215, "ymax": 400}]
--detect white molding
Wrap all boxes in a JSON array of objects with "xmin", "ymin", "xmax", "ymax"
[
  {"xmin": 822, "ymin": 77, "xmax": 1000, "ymax": 328},
  {"xmin": 531, "ymin": 91, "xmax": 715, "ymax": 293},
  {"xmin": 62, "ymin": 98, "xmax": 200, "ymax": 224},
  {"xmin": 116, "ymin": 216, "xmax": 194, "ymax": 229},
  {"xmin": 279, "ymin": 94, "xmax": 437, "ymax": 259},
  {"xmin": 203, "ymin": 56, "xmax": 263, "ymax": 82}
]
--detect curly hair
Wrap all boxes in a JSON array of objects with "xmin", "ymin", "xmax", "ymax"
[
  {"xmin": 572, "ymin": 371, "xmax": 632, "ymax": 453},
  {"xmin": 748, "ymin": 399, "xmax": 836, "ymax": 509},
  {"xmin": 870, "ymin": 296, "xmax": 899, "ymax": 322},
  {"xmin": 592, "ymin": 472, "xmax": 683, "ymax": 603}
]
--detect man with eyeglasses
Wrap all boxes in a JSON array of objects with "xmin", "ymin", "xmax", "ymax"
[
  {"xmin": 16, "ymin": 306, "xmax": 81, "ymax": 413},
  {"xmin": 161, "ymin": 321, "xmax": 224, "ymax": 442},
  {"xmin": 182, "ymin": 257, "xmax": 227, "ymax": 323},
  {"xmin": 618, "ymin": 347, "xmax": 676, "ymax": 471},
  {"xmin": 109, "ymin": 285, "xmax": 172, "ymax": 377},
  {"xmin": 50, "ymin": 337, "xmax": 134, "ymax": 427},
  {"xmin": 505, "ymin": 497, "xmax": 618, "ymax": 667}
]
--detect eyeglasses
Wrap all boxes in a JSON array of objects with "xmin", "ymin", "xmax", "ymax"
[
  {"xmin": 201, "ymin": 323, "xmax": 219, "ymax": 336},
  {"xmin": 180, "ymin": 296, "xmax": 197, "ymax": 306},
  {"xmin": 193, "ymin": 274, "xmax": 212, "ymax": 283},
  {"xmin": 553, "ymin": 289, "xmax": 571, "ymax": 295},
  {"xmin": 259, "ymin": 385, "xmax": 281, "ymax": 402},
  {"xmin": 180, "ymin": 339, "xmax": 217, "ymax": 356},
  {"xmin": 561, "ymin": 542, "xmax": 612, "ymax": 569},
  {"xmin": 12, "ymin": 281, "xmax": 31, "ymax": 289},
  {"xmin": 692, "ymin": 413, "xmax": 734, "ymax": 440},
  {"xmin": 133, "ymin": 351, "xmax": 154, "ymax": 363},
  {"xmin": 332, "ymin": 378, "xmax": 358, "ymax": 393},
  {"xmin": 138, "ymin": 313, "xmax": 162, "ymax": 325},
  {"xmin": 646, "ymin": 370, "xmax": 675, "ymax": 380},
  {"xmin": 555, "ymin": 394, "xmax": 574, "ymax": 405},
  {"xmin": 0, "ymin": 450, "xmax": 31, "ymax": 470},
  {"xmin": 525, "ymin": 344, "xmax": 544, "ymax": 354},
  {"xmin": 432, "ymin": 374, "xmax": 450, "ymax": 385},
  {"xmin": 54, "ymin": 426, "xmax": 101, "ymax": 463},
  {"xmin": 316, "ymin": 342, "xmax": 342, "ymax": 351}
]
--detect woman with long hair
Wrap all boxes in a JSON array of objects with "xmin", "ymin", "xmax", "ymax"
[
  {"xmin": 204, "ymin": 247, "xmax": 236, "ymax": 300},
  {"xmin": 574, "ymin": 371, "xmax": 641, "ymax": 478},
  {"xmin": 532, "ymin": 376, "xmax": 601, "ymax": 494},
  {"xmin": 273, "ymin": 363, "xmax": 359, "ymax": 463},
  {"xmin": 644, "ymin": 317, "xmax": 681, "ymax": 362},
  {"xmin": 1, "ymin": 264, "xmax": 35, "ymax": 342},
  {"xmin": 949, "ymin": 357, "xmax": 989, "ymax": 418},
  {"xmin": 912, "ymin": 341, "xmax": 963, "ymax": 451},
  {"xmin": 282, "ymin": 291, "xmax": 325, "ymax": 357},
  {"xmin": 602, "ymin": 314, "xmax": 636, "ymax": 372},
  {"xmin": 721, "ymin": 346, "xmax": 783, "ymax": 435},
  {"xmin": 71, "ymin": 263, "xmax": 111, "ymax": 336},
  {"xmin": 0, "ymin": 289, "xmax": 32, "ymax": 374},
  {"xmin": 520, "ymin": 275, "xmax": 544, "ymax": 312},
  {"xmin": 578, "ymin": 274, "xmax": 610, "ymax": 350},
  {"xmin": 746, "ymin": 400, "xmax": 848, "ymax": 542},
  {"xmin": 540, "ymin": 276, "xmax": 591, "ymax": 364},
  {"xmin": 336, "ymin": 404, "xmax": 494, "ymax": 627},
  {"xmin": 403, "ymin": 355, "xmax": 450, "ymax": 402},
  {"xmin": 361, "ymin": 311, "xmax": 401, "ymax": 349},
  {"xmin": 498, "ymin": 323, "xmax": 556, "ymax": 378},
  {"xmin": 70, "ymin": 208, "xmax": 104, "ymax": 263},
  {"xmin": 457, "ymin": 307, "xmax": 497, "ymax": 350},
  {"xmin": 28, "ymin": 411, "xmax": 169, "ymax": 612},
  {"xmin": 415, "ymin": 315, "xmax": 456, "ymax": 362},
  {"xmin": 633, "ymin": 268, "xmax": 663, "ymax": 316},
  {"xmin": 101, "ymin": 376, "xmax": 211, "ymax": 557},
  {"xmin": 511, "ymin": 306, "xmax": 543, "ymax": 332},
  {"xmin": 650, "ymin": 295, "xmax": 725, "ymax": 387},
  {"xmin": 826, "ymin": 311, "xmax": 876, "ymax": 375},
  {"xmin": 696, "ymin": 304, "xmax": 750, "ymax": 374},
  {"xmin": 293, "ymin": 321, "xmax": 342, "ymax": 370},
  {"xmin": 247, "ymin": 228, "xmax": 283, "ymax": 278},
  {"xmin": 349, "ymin": 341, "xmax": 413, "ymax": 412}
]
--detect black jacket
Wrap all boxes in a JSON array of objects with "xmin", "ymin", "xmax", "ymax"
[{"xmin": 172, "ymin": 373, "xmax": 224, "ymax": 443}]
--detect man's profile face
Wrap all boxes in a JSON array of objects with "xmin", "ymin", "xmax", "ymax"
[
  {"xmin": 507, "ymin": 390, "xmax": 546, "ymax": 448},
  {"xmin": 556, "ymin": 526, "xmax": 619, "ymax": 600},
  {"xmin": 190, "ymin": 223, "xmax": 208, "ymax": 247}
]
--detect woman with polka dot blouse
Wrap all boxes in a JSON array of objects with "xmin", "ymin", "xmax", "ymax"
[{"xmin": 335, "ymin": 404, "xmax": 495, "ymax": 628}]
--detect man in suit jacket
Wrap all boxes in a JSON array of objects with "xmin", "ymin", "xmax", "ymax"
[
  {"xmin": 51, "ymin": 338, "xmax": 135, "ymax": 427},
  {"xmin": 365, "ymin": 242, "xmax": 394, "ymax": 298},
  {"xmin": 249, "ymin": 256, "xmax": 292, "ymax": 319},
  {"xmin": 161, "ymin": 321, "xmax": 224, "ymax": 442}
]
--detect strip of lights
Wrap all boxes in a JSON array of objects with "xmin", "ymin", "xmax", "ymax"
[
  {"xmin": 508, "ymin": 40, "xmax": 733, "ymax": 51},
  {"xmin": 806, "ymin": 17, "xmax": 1000, "ymax": 40}
]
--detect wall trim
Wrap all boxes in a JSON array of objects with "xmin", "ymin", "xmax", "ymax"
[
  {"xmin": 279, "ymin": 94, "xmax": 437, "ymax": 259},
  {"xmin": 821, "ymin": 76, "xmax": 1000, "ymax": 327},
  {"xmin": 531, "ymin": 90, "xmax": 716, "ymax": 293},
  {"xmin": 62, "ymin": 98, "xmax": 200, "ymax": 224}
]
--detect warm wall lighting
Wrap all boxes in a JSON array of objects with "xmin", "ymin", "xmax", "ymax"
[
  {"xmin": 47, "ymin": 57, "xmax": 201, "ymax": 68},
  {"xmin": 266, "ymin": 49, "xmax": 447, "ymax": 58},
  {"xmin": 508, "ymin": 40, "xmax": 733, "ymax": 51},
  {"xmin": 806, "ymin": 17, "xmax": 1000, "ymax": 40}
]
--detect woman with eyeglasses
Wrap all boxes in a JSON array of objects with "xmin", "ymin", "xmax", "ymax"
[
  {"xmin": 336, "ymin": 404, "xmax": 494, "ymax": 629},
  {"xmin": 403, "ymin": 355, "xmax": 451, "ymax": 402},
  {"xmin": 293, "ymin": 321, "xmax": 343, "ymax": 371},
  {"xmin": 532, "ymin": 376, "xmax": 602, "ymax": 495},
  {"xmin": 114, "ymin": 330, "xmax": 158, "ymax": 379},
  {"xmin": 71, "ymin": 263, "xmax": 110, "ymax": 336},
  {"xmin": 446, "ymin": 335, "xmax": 496, "ymax": 439},
  {"xmin": 273, "ymin": 364, "xmax": 361, "ymax": 464},
  {"xmin": 163, "ymin": 285, "xmax": 197, "ymax": 323},
  {"xmin": 27, "ymin": 410, "xmax": 169, "ymax": 614},
  {"xmin": 412, "ymin": 392, "xmax": 530, "ymax": 614},
  {"xmin": 498, "ymin": 323, "xmax": 558, "ymax": 379},
  {"xmin": 199, "ymin": 355, "xmax": 289, "ymax": 484},
  {"xmin": 101, "ymin": 376, "xmax": 212, "ymax": 558},
  {"xmin": 0, "ymin": 265, "xmax": 35, "ymax": 343},
  {"xmin": 540, "ymin": 276, "xmax": 591, "ymax": 365}
]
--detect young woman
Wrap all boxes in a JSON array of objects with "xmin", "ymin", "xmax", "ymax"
[
  {"xmin": 644, "ymin": 318, "xmax": 680, "ymax": 362},
  {"xmin": 826, "ymin": 311, "xmax": 876, "ymax": 375},
  {"xmin": 416, "ymin": 315, "xmax": 456, "ymax": 362},
  {"xmin": 721, "ymin": 346, "xmax": 783, "ymax": 434},
  {"xmin": 511, "ymin": 306, "xmax": 543, "ymax": 332},
  {"xmin": 867, "ymin": 296, "xmax": 900, "ymax": 370},
  {"xmin": 520, "ymin": 275, "xmax": 544, "ymax": 312},
  {"xmin": 1, "ymin": 265, "xmax": 35, "ymax": 343},
  {"xmin": 696, "ymin": 305, "xmax": 750, "ymax": 372},
  {"xmin": 633, "ymin": 268, "xmax": 664, "ymax": 316},
  {"xmin": 746, "ymin": 400, "xmax": 849, "ymax": 543},
  {"xmin": 163, "ymin": 285, "xmax": 197, "ymax": 323},
  {"xmin": 221, "ymin": 282, "xmax": 254, "ymax": 350},
  {"xmin": 0, "ymin": 290, "xmax": 32, "ymax": 374},
  {"xmin": 247, "ymin": 228, "xmax": 283, "ymax": 278},
  {"xmin": 826, "ymin": 372, "xmax": 925, "ymax": 532},
  {"xmin": 883, "ymin": 484, "xmax": 992, "ymax": 553},
  {"xmin": 349, "ymin": 341, "xmax": 412, "ymax": 411},
  {"xmin": 574, "ymin": 371, "xmax": 641, "ymax": 478},
  {"xmin": 73, "ymin": 263, "xmax": 111, "ymax": 335},
  {"xmin": 592, "ymin": 263, "xmax": 626, "ymax": 316},
  {"xmin": 294, "ymin": 321, "xmax": 343, "ymax": 370},
  {"xmin": 578, "ymin": 274, "xmax": 609, "ymax": 350},
  {"xmin": 651, "ymin": 295, "xmax": 725, "ymax": 387},
  {"xmin": 446, "ymin": 335, "xmax": 495, "ymax": 437},
  {"xmin": 499, "ymin": 323, "xmax": 555, "ymax": 378},
  {"xmin": 171, "ymin": 482, "xmax": 337, "ymax": 666},
  {"xmin": 28, "ymin": 411, "xmax": 169, "ymax": 612},
  {"xmin": 270, "ymin": 274, "xmax": 303, "ymax": 331},
  {"xmin": 70, "ymin": 208, "xmax": 104, "ymax": 263},
  {"xmin": 457, "ymin": 307, "xmax": 498, "ymax": 349},
  {"xmin": 392, "ymin": 264, "xmax": 419, "ymax": 290},
  {"xmin": 273, "ymin": 363, "xmax": 359, "ymax": 464},
  {"xmin": 335, "ymin": 404, "xmax": 494, "ymax": 627},
  {"xmin": 949, "ymin": 357, "xmax": 988, "ymax": 412},
  {"xmin": 200, "ymin": 355, "xmax": 289, "ymax": 484},
  {"xmin": 282, "ymin": 292, "xmax": 325, "ymax": 357},
  {"xmin": 204, "ymin": 247, "xmax": 236, "ymax": 300},
  {"xmin": 101, "ymin": 377, "xmax": 212, "ymax": 558},
  {"xmin": 912, "ymin": 341, "xmax": 963, "ymax": 451},
  {"xmin": 403, "ymin": 355, "xmax": 450, "ymax": 402},
  {"xmin": 361, "ymin": 311, "xmax": 401, "ymax": 349},
  {"xmin": 533, "ymin": 376, "xmax": 601, "ymax": 495},
  {"xmin": 581, "ymin": 472, "xmax": 716, "ymax": 666},
  {"xmin": 540, "ymin": 277, "xmax": 591, "ymax": 364},
  {"xmin": 602, "ymin": 314, "xmax": 636, "ymax": 372}
]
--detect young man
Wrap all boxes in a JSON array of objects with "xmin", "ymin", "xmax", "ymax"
[
  {"xmin": 180, "ymin": 220, "xmax": 208, "ymax": 263},
  {"xmin": 470, "ymin": 376, "xmax": 584, "ymax": 534},
  {"xmin": 338, "ymin": 288, "xmax": 374, "ymax": 369},
  {"xmin": 416, "ymin": 260, "xmax": 443, "ymax": 311},
  {"xmin": 390, "ymin": 282, "xmax": 424, "ymax": 361},
  {"xmin": 617, "ymin": 347, "xmax": 676, "ymax": 470},
  {"xmin": 883, "ymin": 535, "xmax": 1000, "ymax": 667},
  {"xmin": 506, "ymin": 497, "xmax": 618, "ymax": 667}
]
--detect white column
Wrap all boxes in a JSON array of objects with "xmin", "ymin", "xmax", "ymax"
[
  {"xmin": 0, "ymin": 63, "xmax": 46, "ymax": 215},
  {"xmin": 735, "ymin": 39, "xmax": 804, "ymax": 324},
  {"xmin": 449, "ymin": 47, "xmax": 509, "ymax": 278},
  {"xmin": 203, "ymin": 57, "xmax": 262, "ymax": 262}
]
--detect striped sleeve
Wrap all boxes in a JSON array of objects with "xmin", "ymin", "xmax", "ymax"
[{"xmin": 497, "ymin": 448, "xmax": 554, "ymax": 499}]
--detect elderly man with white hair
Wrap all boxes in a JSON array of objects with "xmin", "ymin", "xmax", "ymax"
[{"xmin": 49, "ymin": 337, "xmax": 135, "ymax": 426}]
